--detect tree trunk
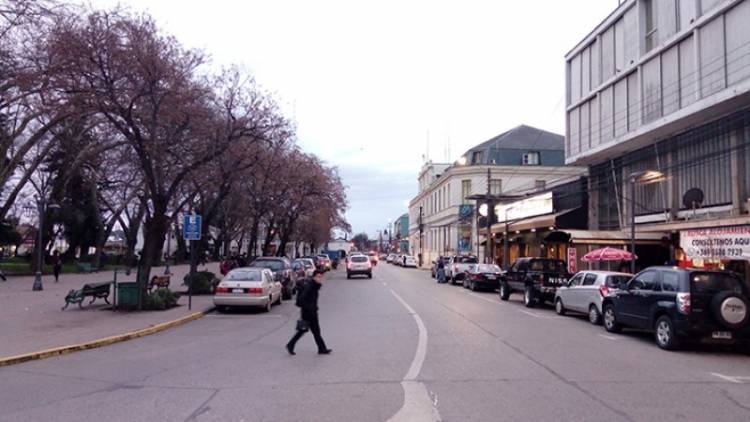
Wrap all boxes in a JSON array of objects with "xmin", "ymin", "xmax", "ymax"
[
  {"xmin": 261, "ymin": 223, "xmax": 275, "ymax": 257},
  {"xmin": 140, "ymin": 206, "xmax": 169, "ymax": 306},
  {"xmin": 124, "ymin": 200, "xmax": 146, "ymax": 268},
  {"xmin": 175, "ymin": 215, "xmax": 187, "ymax": 263}
]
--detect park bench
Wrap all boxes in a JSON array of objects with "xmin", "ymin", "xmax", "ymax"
[
  {"xmin": 62, "ymin": 281, "xmax": 112, "ymax": 310},
  {"xmin": 147, "ymin": 275, "xmax": 171, "ymax": 292},
  {"xmin": 76, "ymin": 262, "xmax": 97, "ymax": 273}
]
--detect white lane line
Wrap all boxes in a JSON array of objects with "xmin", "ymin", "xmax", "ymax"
[
  {"xmin": 518, "ymin": 310, "xmax": 542, "ymax": 318},
  {"xmin": 710, "ymin": 372, "xmax": 744, "ymax": 384},
  {"xmin": 598, "ymin": 334, "xmax": 619, "ymax": 341},
  {"xmin": 387, "ymin": 290, "xmax": 441, "ymax": 422},
  {"xmin": 206, "ymin": 314, "xmax": 282, "ymax": 318},
  {"xmin": 383, "ymin": 282, "xmax": 388, "ymax": 286}
]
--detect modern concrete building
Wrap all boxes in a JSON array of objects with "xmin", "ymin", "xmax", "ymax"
[
  {"xmin": 408, "ymin": 125, "xmax": 586, "ymax": 266},
  {"xmin": 565, "ymin": 0, "xmax": 750, "ymax": 276}
]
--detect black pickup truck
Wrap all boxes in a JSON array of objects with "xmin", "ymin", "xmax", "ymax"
[{"xmin": 499, "ymin": 258, "xmax": 571, "ymax": 308}]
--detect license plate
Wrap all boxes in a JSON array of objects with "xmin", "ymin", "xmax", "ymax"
[
  {"xmin": 232, "ymin": 288, "xmax": 244, "ymax": 294},
  {"xmin": 712, "ymin": 331, "xmax": 732, "ymax": 340},
  {"xmin": 549, "ymin": 278, "xmax": 564, "ymax": 284},
  {"xmin": 486, "ymin": 275, "xmax": 496, "ymax": 280}
]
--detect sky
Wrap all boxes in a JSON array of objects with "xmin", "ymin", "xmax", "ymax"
[{"xmin": 90, "ymin": 0, "xmax": 619, "ymax": 238}]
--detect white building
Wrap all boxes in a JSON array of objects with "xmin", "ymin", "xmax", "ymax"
[{"xmin": 408, "ymin": 125, "xmax": 586, "ymax": 266}]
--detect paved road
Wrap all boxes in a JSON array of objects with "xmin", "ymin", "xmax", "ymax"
[{"xmin": 1, "ymin": 264, "xmax": 749, "ymax": 421}]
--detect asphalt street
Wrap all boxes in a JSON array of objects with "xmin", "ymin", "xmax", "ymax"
[{"xmin": 1, "ymin": 264, "xmax": 750, "ymax": 421}]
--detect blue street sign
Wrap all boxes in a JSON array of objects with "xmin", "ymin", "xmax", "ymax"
[{"xmin": 183, "ymin": 215, "xmax": 202, "ymax": 241}]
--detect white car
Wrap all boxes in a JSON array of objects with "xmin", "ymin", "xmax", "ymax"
[
  {"xmin": 554, "ymin": 271, "xmax": 631, "ymax": 324},
  {"xmin": 214, "ymin": 268, "xmax": 282, "ymax": 312},
  {"xmin": 403, "ymin": 255, "xmax": 418, "ymax": 268}
]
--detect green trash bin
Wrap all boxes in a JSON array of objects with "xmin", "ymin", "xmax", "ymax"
[{"xmin": 117, "ymin": 282, "xmax": 140, "ymax": 309}]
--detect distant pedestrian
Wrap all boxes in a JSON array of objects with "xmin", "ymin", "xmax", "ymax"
[
  {"xmin": 51, "ymin": 250, "xmax": 62, "ymax": 283},
  {"xmin": 286, "ymin": 270, "xmax": 332, "ymax": 355},
  {"xmin": 436, "ymin": 257, "xmax": 446, "ymax": 284}
]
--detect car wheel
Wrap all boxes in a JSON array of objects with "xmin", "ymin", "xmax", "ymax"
[
  {"xmin": 470, "ymin": 281, "xmax": 477, "ymax": 292},
  {"xmin": 276, "ymin": 293, "xmax": 283, "ymax": 305},
  {"xmin": 368, "ymin": 273, "xmax": 372, "ymax": 279},
  {"xmin": 523, "ymin": 285, "xmax": 536, "ymax": 308},
  {"xmin": 499, "ymin": 282, "xmax": 510, "ymax": 301},
  {"xmin": 588, "ymin": 305, "xmax": 602, "ymax": 325},
  {"xmin": 555, "ymin": 298, "xmax": 566, "ymax": 315},
  {"xmin": 603, "ymin": 304, "xmax": 622, "ymax": 333},
  {"xmin": 264, "ymin": 297, "xmax": 272, "ymax": 313},
  {"xmin": 655, "ymin": 315, "xmax": 680, "ymax": 350},
  {"xmin": 347, "ymin": 274, "xmax": 351, "ymax": 279}
]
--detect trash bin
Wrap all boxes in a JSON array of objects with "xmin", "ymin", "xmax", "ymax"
[{"xmin": 117, "ymin": 282, "xmax": 140, "ymax": 309}]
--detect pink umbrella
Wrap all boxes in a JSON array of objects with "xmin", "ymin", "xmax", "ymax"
[{"xmin": 582, "ymin": 247, "xmax": 637, "ymax": 262}]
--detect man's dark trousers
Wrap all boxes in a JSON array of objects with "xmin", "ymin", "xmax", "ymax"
[{"xmin": 288, "ymin": 313, "xmax": 327, "ymax": 351}]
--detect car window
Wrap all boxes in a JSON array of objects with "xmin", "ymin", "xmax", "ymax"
[
  {"xmin": 568, "ymin": 273, "xmax": 584, "ymax": 287},
  {"xmin": 477, "ymin": 264, "xmax": 500, "ymax": 273},
  {"xmin": 606, "ymin": 275, "xmax": 631, "ymax": 288},
  {"xmin": 529, "ymin": 259, "xmax": 566, "ymax": 272},
  {"xmin": 226, "ymin": 270, "xmax": 263, "ymax": 281},
  {"xmin": 458, "ymin": 256, "xmax": 478, "ymax": 264},
  {"xmin": 352, "ymin": 256, "xmax": 369, "ymax": 263},
  {"xmin": 582, "ymin": 273, "xmax": 598, "ymax": 286},
  {"xmin": 661, "ymin": 271, "xmax": 679, "ymax": 292},
  {"xmin": 514, "ymin": 261, "xmax": 527, "ymax": 272},
  {"xmin": 630, "ymin": 271, "xmax": 657, "ymax": 291},
  {"xmin": 252, "ymin": 260, "xmax": 284, "ymax": 271},
  {"xmin": 691, "ymin": 272, "xmax": 744, "ymax": 295}
]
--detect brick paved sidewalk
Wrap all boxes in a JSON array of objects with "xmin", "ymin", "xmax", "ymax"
[{"xmin": 0, "ymin": 262, "xmax": 218, "ymax": 359}]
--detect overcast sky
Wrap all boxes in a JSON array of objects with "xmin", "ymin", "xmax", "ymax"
[{"xmin": 91, "ymin": 0, "xmax": 618, "ymax": 237}]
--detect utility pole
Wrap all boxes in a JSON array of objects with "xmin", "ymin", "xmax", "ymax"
[
  {"xmin": 485, "ymin": 168, "xmax": 493, "ymax": 264},
  {"xmin": 418, "ymin": 205, "xmax": 424, "ymax": 267}
]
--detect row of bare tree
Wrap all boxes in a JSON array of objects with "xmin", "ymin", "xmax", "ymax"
[{"xmin": 0, "ymin": 1, "xmax": 349, "ymax": 281}]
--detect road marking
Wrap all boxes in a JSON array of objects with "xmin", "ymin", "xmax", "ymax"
[
  {"xmin": 388, "ymin": 290, "xmax": 441, "ymax": 422},
  {"xmin": 382, "ymin": 282, "xmax": 388, "ymax": 286},
  {"xmin": 598, "ymin": 334, "xmax": 619, "ymax": 341},
  {"xmin": 710, "ymin": 372, "xmax": 745, "ymax": 384},
  {"xmin": 518, "ymin": 310, "xmax": 542, "ymax": 318},
  {"xmin": 205, "ymin": 314, "xmax": 282, "ymax": 318}
]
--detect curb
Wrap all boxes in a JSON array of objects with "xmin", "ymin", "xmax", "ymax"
[{"xmin": 0, "ymin": 307, "xmax": 214, "ymax": 368}]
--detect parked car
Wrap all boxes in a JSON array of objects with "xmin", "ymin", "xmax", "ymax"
[
  {"xmin": 462, "ymin": 264, "xmax": 503, "ymax": 291},
  {"xmin": 213, "ymin": 268, "xmax": 282, "ymax": 312},
  {"xmin": 368, "ymin": 251, "xmax": 379, "ymax": 266},
  {"xmin": 317, "ymin": 255, "xmax": 332, "ymax": 271},
  {"xmin": 304, "ymin": 255, "xmax": 326, "ymax": 271},
  {"xmin": 347, "ymin": 254, "xmax": 373, "ymax": 279},
  {"xmin": 250, "ymin": 257, "xmax": 297, "ymax": 299},
  {"xmin": 554, "ymin": 271, "xmax": 632, "ymax": 324},
  {"xmin": 293, "ymin": 258, "xmax": 316, "ymax": 278},
  {"xmin": 386, "ymin": 254, "xmax": 397, "ymax": 264},
  {"xmin": 402, "ymin": 255, "xmax": 418, "ymax": 268},
  {"xmin": 445, "ymin": 255, "xmax": 479, "ymax": 284},
  {"xmin": 499, "ymin": 258, "xmax": 570, "ymax": 307},
  {"xmin": 601, "ymin": 267, "xmax": 750, "ymax": 351}
]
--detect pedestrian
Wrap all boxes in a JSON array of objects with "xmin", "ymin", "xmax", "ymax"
[
  {"xmin": 51, "ymin": 250, "xmax": 62, "ymax": 283},
  {"xmin": 286, "ymin": 270, "xmax": 332, "ymax": 355},
  {"xmin": 436, "ymin": 256, "xmax": 446, "ymax": 284}
]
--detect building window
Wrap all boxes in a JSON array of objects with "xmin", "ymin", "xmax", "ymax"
[
  {"xmin": 471, "ymin": 151, "xmax": 483, "ymax": 165},
  {"xmin": 461, "ymin": 180, "xmax": 472, "ymax": 204},
  {"xmin": 490, "ymin": 179, "xmax": 502, "ymax": 195},
  {"xmin": 644, "ymin": 0, "xmax": 658, "ymax": 52},
  {"xmin": 522, "ymin": 152, "xmax": 540, "ymax": 165},
  {"xmin": 535, "ymin": 180, "xmax": 546, "ymax": 190}
]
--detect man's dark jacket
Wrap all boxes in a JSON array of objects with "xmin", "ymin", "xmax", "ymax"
[{"xmin": 296, "ymin": 279, "xmax": 321, "ymax": 319}]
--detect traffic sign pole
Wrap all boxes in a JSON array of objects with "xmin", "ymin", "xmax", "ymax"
[{"xmin": 183, "ymin": 215, "xmax": 202, "ymax": 311}]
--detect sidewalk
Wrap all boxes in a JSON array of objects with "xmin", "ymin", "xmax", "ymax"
[{"xmin": 0, "ymin": 262, "xmax": 218, "ymax": 360}]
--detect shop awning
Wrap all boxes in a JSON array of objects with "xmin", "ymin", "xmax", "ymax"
[
  {"xmin": 544, "ymin": 229, "xmax": 666, "ymax": 245},
  {"xmin": 489, "ymin": 208, "xmax": 581, "ymax": 234}
]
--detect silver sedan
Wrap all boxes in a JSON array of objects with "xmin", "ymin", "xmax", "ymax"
[
  {"xmin": 554, "ymin": 271, "xmax": 632, "ymax": 324},
  {"xmin": 214, "ymin": 268, "xmax": 282, "ymax": 312}
]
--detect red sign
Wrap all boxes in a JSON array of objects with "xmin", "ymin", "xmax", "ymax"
[{"xmin": 567, "ymin": 248, "xmax": 577, "ymax": 274}]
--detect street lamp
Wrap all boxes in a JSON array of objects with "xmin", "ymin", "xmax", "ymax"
[
  {"xmin": 30, "ymin": 196, "xmax": 60, "ymax": 291},
  {"xmin": 629, "ymin": 170, "xmax": 665, "ymax": 274},
  {"xmin": 503, "ymin": 206, "xmax": 516, "ymax": 270}
]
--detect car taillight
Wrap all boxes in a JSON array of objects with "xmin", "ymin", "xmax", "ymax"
[
  {"xmin": 599, "ymin": 285, "xmax": 609, "ymax": 297},
  {"xmin": 347, "ymin": 263, "xmax": 352, "ymax": 270},
  {"xmin": 472, "ymin": 274, "xmax": 483, "ymax": 281},
  {"xmin": 248, "ymin": 287, "xmax": 263, "ymax": 294},
  {"xmin": 216, "ymin": 286, "xmax": 228, "ymax": 293},
  {"xmin": 677, "ymin": 293, "xmax": 691, "ymax": 314},
  {"xmin": 367, "ymin": 262, "xmax": 372, "ymax": 268}
]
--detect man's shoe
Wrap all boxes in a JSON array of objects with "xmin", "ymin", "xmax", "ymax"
[
  {"xmin": 318, "ymin": 349, "xmax": 332, "ymax": 355},
  {"xmin": 286, "ymin": 345, "xmax": 296, "ymax": 355}
]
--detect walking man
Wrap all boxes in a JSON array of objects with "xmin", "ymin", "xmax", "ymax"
[
  {"xmin": 436, "ymin": 256, "xmax": 446, "ymax": 284},
  {"xmin": 51, "ymin": 250, "xmax": 62, "ymax": 283},
  {"xmin": 286, "ymin": 270, "xmax": 332, "ymax": 355}
]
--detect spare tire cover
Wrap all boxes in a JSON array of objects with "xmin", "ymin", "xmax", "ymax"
[{"xmin": 711, "ymin": 292, "xmax": 749, "ymax": 329}]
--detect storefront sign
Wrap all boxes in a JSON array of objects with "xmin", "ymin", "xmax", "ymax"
[
  {"xmin": 680, "ymin": 226, "xmax": 750, "ymax": 261},
  {"xmin": 458, "ymin": 225, "xmax": 472, "ymax": 252},
  {"xmin": 567, "ymin": 247, "xmax": 577, "ymax": 274},
  {"xmin": 495, "ymin": 192, "xmax": 553, "ymax": 223},
  {"xmin": 458, "ymin": 204, "xmax": 474, "ymax": 224}
]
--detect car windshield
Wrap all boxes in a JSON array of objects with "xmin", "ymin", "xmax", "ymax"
[
  {"xmin": 606, "ymin": 275, "xmax": 631, "ymax": 288},
  {"xmin": 458, "ymin": 256, "xmax": 478, "ymax": 264},
  {"xmin": 477, "ymin": 264, "xmax": 501, "ymax": 273},
  {"xmin": 691, "ymin": 272, "xmax": 744, "ymax": 295},
  {"xmin": 352, "ymin": 256, "xmax": 368, "ymax": 263},
  {"xmin": 529, "ymin": 260, "xmax": 566, "ymax": 272},
  {"xmin": 226, "ymin": 270, "xmax": 263, "ymax": 281},
  {"xmin": 252, "ymin": 260, "xmax": 284, "ymax": 271}
]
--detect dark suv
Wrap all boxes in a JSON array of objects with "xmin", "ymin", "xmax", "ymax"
[
  {"xmin": 602, "ymin": 267, "xmax": 750, "ymax": 351},
  {"xmin": 499, "ymin": 258, "xmax": 570, "ymax": 307},
  {"xmin": 251, "ymin": 257, "xmax": 297, "ymax": 299}
]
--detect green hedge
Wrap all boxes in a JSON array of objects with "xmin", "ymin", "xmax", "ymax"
[
  {"xmin": 183, "ymin": 271, "xmax": 219, "ymax": 295},
  {"xmin": 144, "ymin": 288, "xmax": 181, "ymax": 311}
]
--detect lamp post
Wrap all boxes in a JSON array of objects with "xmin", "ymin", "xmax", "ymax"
[
  {"xmin": 31, "ymin": 196, "xmax": 60, "ymax": 291},
  {"xmin": 418, "ymin": 205, "xmax": 424, "ymax": 267},
  {"xmin": 629, "ymin": 170, "xmax": 665, "ymax": 274},
  {"xmin": 503, "ymin": 206, "xmax": 516, "ymax": 271}
]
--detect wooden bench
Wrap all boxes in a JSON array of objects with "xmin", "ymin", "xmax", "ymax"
[
  {"xmin": 147, "ymin": 275, "xmax": 171, "ymax": 292},
  {"xmin": 76, "ymin": 262, "xmax": 98, "ymax": 273},
  {"xmin": 62, "ymin": 282, "xmax": 112, "ymax": 310}
]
